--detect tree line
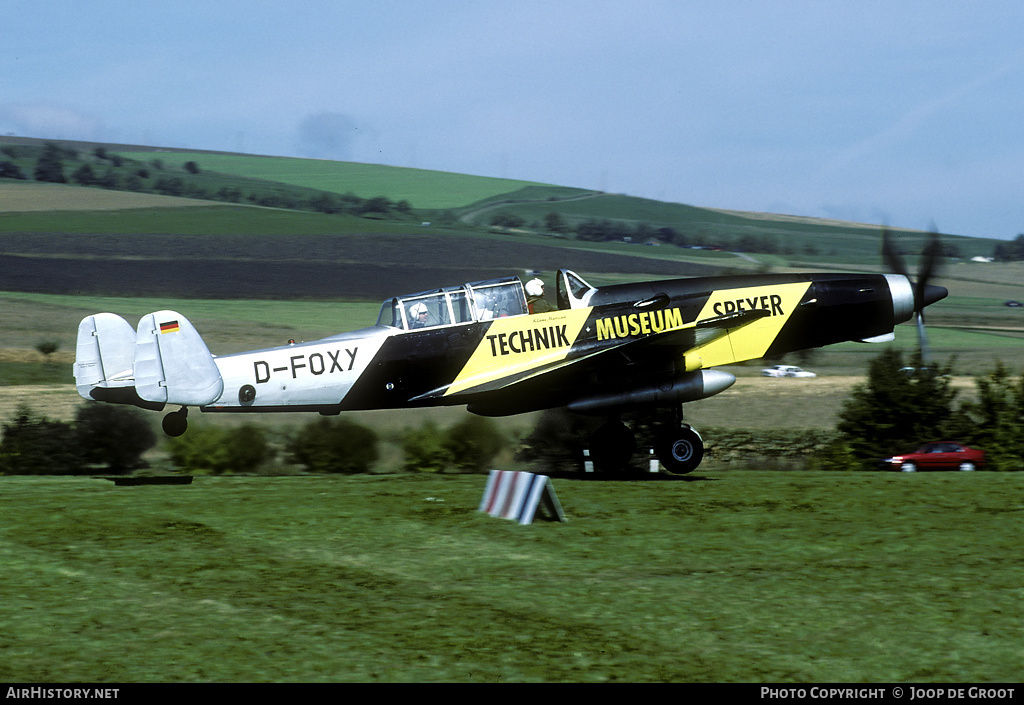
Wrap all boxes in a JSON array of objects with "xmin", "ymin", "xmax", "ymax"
[{"xmin": 992, "ymin": 234, "xmax": 1024, "ymax": 261}]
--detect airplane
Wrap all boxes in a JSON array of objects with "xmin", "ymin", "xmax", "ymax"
[{"xmin": 73, "ymin": 231, "xmax": 947, "ymax": 474}]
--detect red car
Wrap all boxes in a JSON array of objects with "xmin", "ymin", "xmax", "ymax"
[{"xmin": 883, "ymin": 442, "xmax": 985, "ymax": 472}]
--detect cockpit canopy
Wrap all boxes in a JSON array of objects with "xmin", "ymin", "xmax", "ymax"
[
  {"xmin": 376, "ymin": 277, "xmax": 529, "ymax": 331},
  {"xmin": 375, "ymin": 271, "xmax": 598, "ymax": 331}
]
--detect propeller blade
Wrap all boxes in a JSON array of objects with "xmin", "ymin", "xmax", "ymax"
[
  {"xmin": 914, "ymin": 230, "xmax": 942, "ymax": 310},
  {"xmin": 880, "ymin": 225, "xmax": 947, "ymax": 368},
  {"xmin": 881, "ymin": 227, "xmax": 908, "ymax": 279},
  {"xmin": 916, "ymin": 311, "xmax": 930, "ymax": 364}
]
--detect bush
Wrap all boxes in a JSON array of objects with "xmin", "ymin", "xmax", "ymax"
[
  {"xmin": 167, "ymin": 424, "xmax": 270, "ymax": 474},
  {"xmin": 443, "ymin": 416, "xmax": 506, "ymax": 473},
  {"xmin": 837, "ymin": 349, "xmax": 958, "ymax": 468},
  {"xmin": 0, "ymin": 405, "xmax": 85, "ymax": 475},
  {"xmin": 35, "ymin": 340, "xmax": 60, "ymax": 358},
  {"xmin": 398, "ymin": 416, "xmax": 508, "ymax": 474},
  {"xmin": 287, "ymin": 417, "xmax": 379, "ymax": 473},
  {"xmin": 400, "ymin": 420, "xmax": 451, "ymax": 473},
  {"xmin": 805, "ymin": 436, "xmax": 859, "ymax": 471},
  {"xmin": 75, "ymin": 403, "xmax": 157, "ymax": 473},
  {"xmin": 703, "ymin": 427, "xmax": 837, "ymax": 469},
  {"xmin": 955, "ymin": 362, "xmax": 1024, "ymax": 471},
  {"xmin": 515, "ymin": 408, "xmax": 602, "ymax": 473}
]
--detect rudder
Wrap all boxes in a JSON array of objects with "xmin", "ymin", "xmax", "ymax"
[
  {"xmin": 135, "ymin": 311, "xmax": 223, "ymax": 406},
  {"xmin": 74, "ymin": 313, "xmax": 137, "ymax": 399}
]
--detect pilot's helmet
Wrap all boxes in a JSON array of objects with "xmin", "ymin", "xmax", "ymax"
[
  {"xmin": 410, "ymin": 302, "xmax": 428, "ymax": 317},
  {"xmin": 526, "ymin": 278, "xmax": 544, "ymax": 297}
]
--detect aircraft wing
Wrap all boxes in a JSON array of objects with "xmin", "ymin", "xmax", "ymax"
[{"xmin": 411, "ymin": 307, "xmax": 769, "ymax": 401}]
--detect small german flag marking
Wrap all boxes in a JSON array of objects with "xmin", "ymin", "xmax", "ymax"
[{"xmin": 159, "ymin": 320, "xmax": 180, "ymax": 334}]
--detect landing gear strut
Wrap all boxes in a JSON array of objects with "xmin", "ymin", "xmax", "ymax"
[
  {"xmin": 587, "ymin": 418, "xmax": 636, "ymax": 473},
  {"xmin": 583, "ymin": 406, "xmax": 705, "ymax": 475},
  {"xmin": 162, "ymin": 407, "xmax": 189, "ymax": 437}
]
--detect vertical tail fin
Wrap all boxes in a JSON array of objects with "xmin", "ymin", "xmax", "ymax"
[
  {"xmin": 135, "ymin": 311, "xmax": 223, "ymax": 406},
  {"xmin": 74, "ymin": 313, "xmax": 137, "ymax": 398}
]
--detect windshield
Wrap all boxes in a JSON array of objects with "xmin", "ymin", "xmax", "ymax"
[{"xmin": 375, "ymin": 277, "xmax": 528, "ymax": 330}]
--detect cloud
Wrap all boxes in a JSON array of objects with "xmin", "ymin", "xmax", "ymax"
[{"xmin": 294, "ymin": 112, "xmax": 359, "ymax": 160}]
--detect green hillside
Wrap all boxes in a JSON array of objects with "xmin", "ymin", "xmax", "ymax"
[
  {"xmin": 2, "ymin": 136, "xmax": 1007, "ymax": 265},
  {"xmin": 116, "ymin": 151, "xmax": 558, "ymax": 210},
  {"xmin": 2, "ymin": 135, "xmax": 1020, "ymax": 282}
]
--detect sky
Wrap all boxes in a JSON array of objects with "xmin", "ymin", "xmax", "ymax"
[{"xmin": 3, "ymin": 1, "xmax": 1023, "ymax": 239}]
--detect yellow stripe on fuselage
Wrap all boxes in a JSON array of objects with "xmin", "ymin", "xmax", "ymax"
[
  {"xmin": 445, "ymin": 280, "xmax": 810, "ymax": 396},
  {"xmin": 444, "ymin": 308, "xmax": 592, "ymax": 396},
  {"xmin": 689, "ymin": 281, "xmax": 811, "ymax": 367}
]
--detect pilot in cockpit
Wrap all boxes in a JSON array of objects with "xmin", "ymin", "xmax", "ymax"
[
  {"xmin": 526, "ymin": 278, "xmax": 553, "ymax": 314},
  {"xmin": 474, "ymin": 292, "xmax": 495, "ymax": 320},
  {"xmin": 408, "ymin": 302, "xmax": 430, "ymax": 328}
]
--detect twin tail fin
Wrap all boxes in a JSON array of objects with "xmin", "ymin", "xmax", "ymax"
[{"xmin": 74, "ymin": 310, "xmax": 223, "ymax": 408}]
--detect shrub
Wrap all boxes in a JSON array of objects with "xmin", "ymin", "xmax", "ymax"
[
  {"xmin": 515, "ymin": 408, "xmax": 601, "ymax": 473},
  {"xmin": 805, "ymin": 436, "xmax": 859, "ymax": 471},
  {"xmin": 75, "ymin": 403, "xmax": 157, "ymax": 473},
  {"xmin": 837, "ymin": 349, "xmax": 958, "ymax": 468},
  {"xmin": 35, "ymin": 340, "xmax": 60, "ymax": 358},
  {"xmin": 400, "ymin": 420, "xmax": 451, "ymax": 473},
  {"xmin": 287, "ymin": 417, "xmax": 379, "ymax": 473},
  {"xmin": 955, "ymin": 362, "xmax": 1024, "ymax": 471},
  {"xmin": 0, "ymin": 405, "xmax": 85, "ymax": 475},
  {"xmin": 220, "ymin": 425, "xmax": 271, "ymax": 474},
  {"xmin": 443, "ymin": 416, "xmax": 506, "ymax": 473},
  {"xmin": 167, "ymin": 424, "xmax": 270, "ymax": 474}
]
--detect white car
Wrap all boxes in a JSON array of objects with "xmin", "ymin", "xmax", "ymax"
[{"xmin": 761, "ymin": 364, "xmax": 817, "ymax": 378}]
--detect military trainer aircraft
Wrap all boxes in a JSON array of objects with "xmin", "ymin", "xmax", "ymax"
[{"xmin": 73, "ymin": 232, "xmax": 946, "ymax": 474}]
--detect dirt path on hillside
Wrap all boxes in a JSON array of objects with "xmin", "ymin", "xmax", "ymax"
[{"xmin": 458, "ymin": 190, "xmax": 604, "ymax": 225}]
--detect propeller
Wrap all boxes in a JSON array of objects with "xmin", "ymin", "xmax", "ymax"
[{"xmin": 881, "ymin": 226, "xmax": 947, "ymax": 364}]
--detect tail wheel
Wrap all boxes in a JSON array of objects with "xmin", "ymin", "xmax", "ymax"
[
  {"xmin": 162, "ymin": 408, "xmax": 188, "ymax": 437},
  {"xmin": 656, "ymin": 425, "xmax": 704, "ymax": 474}
]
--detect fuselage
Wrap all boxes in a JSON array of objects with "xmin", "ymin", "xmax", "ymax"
[{"xmin": 201, "ymin": 270, "xmax": 937, "ymax": 417}]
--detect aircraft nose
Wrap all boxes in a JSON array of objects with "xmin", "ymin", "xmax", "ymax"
[{"xmin": 921, "ymin": 283, "xmax": 948, "ymax": 308}]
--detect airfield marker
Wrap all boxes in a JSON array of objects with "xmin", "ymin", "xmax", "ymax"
[{"xmin": 479, "ymin": 470, "xmax": 566, "ymax": 525}]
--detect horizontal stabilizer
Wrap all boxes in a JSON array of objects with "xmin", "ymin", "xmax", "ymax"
[
  {"xmin": 135, "ymin": 311, "xmax": 223, "ymax": 406},
  {"xmin": 74, "ymin": 313, "xmax": 136, "ymax": 399}
]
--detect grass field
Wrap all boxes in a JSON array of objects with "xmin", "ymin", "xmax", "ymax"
[{"xmin": 2, "ymin": 472, "xmax": 1021, "ymax": 682}]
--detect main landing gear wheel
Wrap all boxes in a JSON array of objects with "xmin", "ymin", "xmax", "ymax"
[
  {"xmin": 655, "ymin": 425, "xmax": 704, "ymax": 474},
  {"xmin": 588, "ymin": 420, "xmax": 636, "ymax": 473},
  {"xmin": 162, "ymin": 408, "xmax": 189, "ymax": 437}
]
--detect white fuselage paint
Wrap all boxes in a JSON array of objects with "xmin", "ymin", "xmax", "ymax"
[{"xmin": 207, "ymin": 327, "xmax": 392, "ymax": 408}]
